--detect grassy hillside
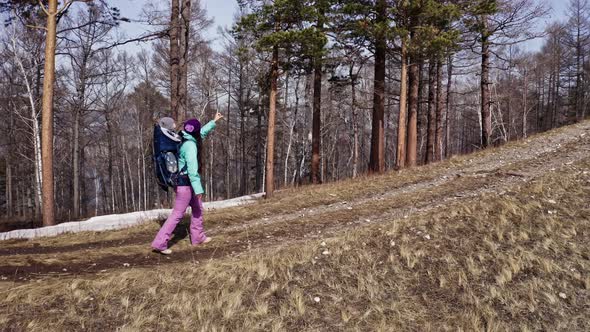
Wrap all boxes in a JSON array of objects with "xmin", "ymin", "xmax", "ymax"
[{"xmin": 1, "ymin": 121, "xmax": 589, "ymax": 331}]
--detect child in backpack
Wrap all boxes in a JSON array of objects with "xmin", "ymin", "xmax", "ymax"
[{"xmin": 152, "ymin": 112, "xmax": 224, "ymax": 255}]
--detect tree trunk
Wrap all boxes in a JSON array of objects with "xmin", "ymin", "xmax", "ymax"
[
  {"xmin": 553, "ymin": 56, "xmax": 561, "ymax": 127},
  {"xmin": 79, "ymin": 142, "xmax": 87, "ymax": 217},
  {"xmin": 31, "ymin": 89, "xmax": 42, "ymax": 219},
  {"xmin": 178, "ymin": 0, "xmax": 191, "ymax": 121},
  {"xmin": 350, "ymin": 64, "xmax": 360, "ymax": 177},
  {"xmin": 285, "ymin": 78, "xmax": 299, "ymax": 185},
  {"xmin": 126, "ymin": 151, "xmax": 136, "ymax": 211},
  {"xmin": 106, "ymin": 113, "xmax": 115, "ymax": 213},
  {"xmin": 311, "ymin": 52, "xmax": 322, "ymax": 183},
  {"xmin": 141, "ymin": 133, "xmax": 147, "ymax": 210},
  {"xmin": 240, "ymin": 100, "xmax": 247, "ymax": 196},
  {"xmin": 426, "ymin": 58, "xmax": 436, "ymax": 164},
  {"xmin": 480, "ymin": 28, "xmax": 492, "ymax": 148},
  {"xmin": 255, "ymin": 92, "xmax": 262, "ymax": 192},
  {"xmin": 72, "ymin": 110, "xmax": 81, "ymax": 219},
  {"xmin": 225, "ymin": 61, "xmax": 231, "ymax": 199},
  {"xmin": 170, "ymin": 0, "xmax": 181, "ymax": 120},
  {"xmin": 435, "ymin": 58, "xmax": 444, "ymax": 161},
  {"xmin": 406, "ymin": 54, "xmax": 419, "ymax": 167},
  {"xmin": 137, "ymin": 154, "xmax": 142, "ymax": 211},
  {"xmin": 12, "ymin": 39, "xmax": 43, "ymax": 218},
  {"xmin": 396, "ymin": 40, "xmax": 408, "ymax": 169},
  {"xmin": 417, "ymin": 59, "xmax": 426, "ymax": 163},
  {"xmin": 522, "ymin": 67, "xmax": 528, "ymax": 138},
  {"xmin": 209, "ymin": 133, "xmax": 214, "ymax": 201},
  {"xmin": 239, "ymin": 60, "xmax": 249, "ymax": 195},
  {"xmin": 368, "ymin": 0, "xmax": 387, "ymax": 174},
  {"xmin": 265, "ymin": 45, "xmax": 279, "ymax": 198},
  {"xmin": 6, "ymin": 163, "xmax": 12, "ymax": 217},
  {"xmin": 575, "ymin": 6, "xmax": 583, "ymax": 122},
  {"xmin": 41, "ymin": 0, "xmax": 58, "ymax": 226},
  {"xmin": 445, "ymin": 53, "xmax": 453, "ymax": 158}
]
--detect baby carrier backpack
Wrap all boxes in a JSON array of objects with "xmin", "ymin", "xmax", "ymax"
[{"xmin": 153, "ymin": 117, "xmax": 188, "ymax": 191}]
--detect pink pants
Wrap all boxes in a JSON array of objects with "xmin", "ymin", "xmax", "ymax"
[{"xmin": 151, "ymin": 186, "xmax": 207, "ymax": 251}]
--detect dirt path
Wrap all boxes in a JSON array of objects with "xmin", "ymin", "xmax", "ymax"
[{"xmin": 1, "ymin": 122, "xmax": 589, "ymax": 283}]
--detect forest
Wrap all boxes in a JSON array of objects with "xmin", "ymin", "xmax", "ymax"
[{"xmin": 0, "ymin": 0, "xmax": 588, "ymax": 229}]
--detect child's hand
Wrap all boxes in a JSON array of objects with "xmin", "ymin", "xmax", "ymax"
[{"xmin": 214, "ymin": 112, "xmax": 224, "ymax": 122}]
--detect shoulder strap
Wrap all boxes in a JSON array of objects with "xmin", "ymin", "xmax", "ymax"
[{"xmin": 177, "ymin": 138, "xmax": 188, "ymax": 174}]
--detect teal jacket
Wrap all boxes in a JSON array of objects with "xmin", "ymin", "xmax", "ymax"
[{"xmin": 179, "ymin": 121, "xmax": 216, "ymax": 195}]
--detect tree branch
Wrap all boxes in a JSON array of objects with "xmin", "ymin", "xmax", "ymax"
[
  {"xmin": 38, "ymin": 0, "xmax": 50, "ymax": 17},
  {"xmin": 93, "ymin": 31, "xmax": 167, "ymax": 52}
]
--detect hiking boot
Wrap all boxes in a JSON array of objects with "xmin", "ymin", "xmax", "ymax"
[
  {"xmin": 155, "ymin": 248, "xmax": 172, "ymax": 255},
  {"xmin": 191, "ymin": 237, "xmax": 212, "ymax": 247}
]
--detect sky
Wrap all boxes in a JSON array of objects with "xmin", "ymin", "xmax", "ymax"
[
  {"xmin": 111, "ymin": 0, "xmax": 238, "ymax": 52},
  {"xmin": 108, "ymin": 0, "xmax": 570, "ymax": 53}
]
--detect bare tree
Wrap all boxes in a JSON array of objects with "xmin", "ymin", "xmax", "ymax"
[
  {"xmin": 565, "ymin": 0, "xmax": 590, "ymax": 121},
  {"xmin": 7, "ymin": 24, "xmax": 44, "ymax": 218},
  {"xmin": 467, "ymin": 0, "xmax": 548, "ymax": 148}
]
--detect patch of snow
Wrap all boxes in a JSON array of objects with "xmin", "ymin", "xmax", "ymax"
[
  {"xmin": 314, "ymin": 296, "xmax": 321, "ymax": 303},
  {"xmin": 559, "ymin": 292, "xmax": 567, "ymax": 299},
  {"xmin": 0, "ymin": 193, "xmax": 264, "ymax": 241}
]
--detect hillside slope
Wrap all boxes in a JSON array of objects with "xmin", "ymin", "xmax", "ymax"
[{"xmin": 1, "ymin": 121, "xmax": 589, "ymax": 331}]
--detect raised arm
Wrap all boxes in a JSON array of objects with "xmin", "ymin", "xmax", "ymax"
[{"xmin": 200, "ymin": 112, "xmax": 224, "ymax": 139}]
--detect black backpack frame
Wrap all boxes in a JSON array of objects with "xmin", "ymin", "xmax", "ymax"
[{"xmin": 153, "ymin": 124, "xmax": 188, "ymax": 192}]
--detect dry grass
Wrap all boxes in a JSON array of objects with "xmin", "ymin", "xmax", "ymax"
[
  {"xmin": 0, "ymin": 160, "xmax": 500, "ymax": 268},
  {"xmin": 3, "ymin": 120, "xmax": 586, "ymax": 253},
  {"xmin": 1, "ymin": 153, "xmax": 588, "ymax": 331}
]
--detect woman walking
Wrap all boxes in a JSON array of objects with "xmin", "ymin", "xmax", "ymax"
[{"xmin": 152, "ymin": 112, "xmax": 224, "ymax": 255}]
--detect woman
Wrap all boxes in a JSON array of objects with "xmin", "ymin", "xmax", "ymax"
[{"xmin": 152, "ymin": 112, "xmax": 224, "ymax": 255}]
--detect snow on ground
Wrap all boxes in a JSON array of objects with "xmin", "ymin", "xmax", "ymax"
[{"xmin": 0, "ymin": 193, "xmax": 264, "ymax": 241}]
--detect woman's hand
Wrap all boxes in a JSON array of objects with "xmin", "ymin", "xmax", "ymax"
[
  {"xmin": 214, "ymin": 112, "xmax": 224, "ymax": 122},
  {"xmin": 195, "ymin": 194, "xmax": 202, "ymax": 200}
]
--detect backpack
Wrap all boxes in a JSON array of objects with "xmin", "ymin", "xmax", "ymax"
[{"xmin": 153, "ymin": 117, "xmax": 187, "ymax": 191}]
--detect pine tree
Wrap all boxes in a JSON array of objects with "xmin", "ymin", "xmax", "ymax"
[
  {"xmin": 236, "ymin": 0, "xmax": 325, "ymax": 197},
  {"xmin": 466, "ymin": 0, "xmax": 548, "ymax": 147},
  {"xmin": 335, "ymin": 0, "xmax": 392, "ymax": 173}
]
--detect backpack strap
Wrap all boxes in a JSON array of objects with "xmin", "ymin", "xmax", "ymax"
[{"xmin": 177, "ymin": 138, "xmax": 189, "ymax": 176}]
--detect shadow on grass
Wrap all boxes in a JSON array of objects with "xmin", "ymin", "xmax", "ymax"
[{"xmin": 166, "ymin": 218, "xmax": 191, "ymax": 248}]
